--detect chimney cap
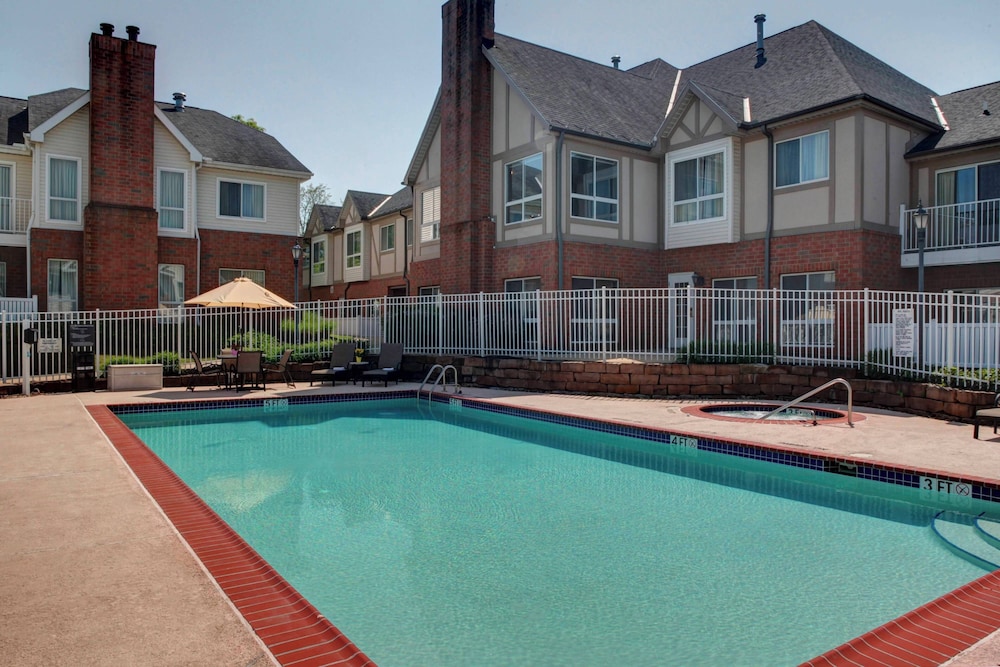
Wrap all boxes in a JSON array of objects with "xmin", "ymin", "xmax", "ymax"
[
  {"xmin": 125, "ymin": 25, "xmax": 140, "ymax": 41},
  {"xmin": 99, "ymin": 23, "xmax": 114, "ymax": 36},
  {"xmin": 611, "ymin": 55, "xmax": 621, "ymax": 69},
  {"xmin": 754, "ymin": 13, "xmax": 766, "ymax": 22}
]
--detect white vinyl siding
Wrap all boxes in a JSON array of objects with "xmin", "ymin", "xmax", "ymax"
[
  {"xmin": 36, "ymin": 106, "xmax": 89, "ymax": 229},
  {"xmin": 421, "ymin": 187, "xmax": 440, "ymax": 241},
  {"xmin": 198, "ymin": 168, "xmax": 299, "ymax": 236},
  {"xmin": 665, "ymin": 137, "xmax": 734, "ymax": 249}
]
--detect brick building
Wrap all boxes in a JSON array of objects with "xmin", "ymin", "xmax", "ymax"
[{"xmin": 0, "ymin": 23, "xmax": 311, "ymax": 311}]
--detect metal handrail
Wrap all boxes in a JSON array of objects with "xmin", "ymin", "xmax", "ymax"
[
  {"xmin": 418, "ymin": 363, "xmax": 461, "ymax": 400},
  {"xmin": 758, "ymin": 377, "xmax": 853, "ymax": 426}
]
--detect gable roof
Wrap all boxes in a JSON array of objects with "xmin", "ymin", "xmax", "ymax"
[
  {"xmin": 309, "ymin": 204, "xmax": 343, "ymax": 233},
  {"xmin": 683, "ymin": 21, "xmax": 939, "ymax": 129},
  {"xmin": 908, "ymin": 81, "xmax": 1000, "ymax": 156},
  {"xmin": 0, "ymin": 96, "xmax": 28, "ymax": 145},
  {"xmin": 486, "ymin": 33, "xmax": 679, "ymax": 148},
  {"xmin": 26, "ymin": 88, "xmax": 88, "ymax": 132},
  {"xmin": 156, "ymin": 103, "xmax": 309, "ymax": 174},
  {"xmin": 344, "ymin": 190, "xmax": 394, "ymax": 220},
  {"xmin": 370, "ymin": 187, "xmax": 413, "ymax": 219}
]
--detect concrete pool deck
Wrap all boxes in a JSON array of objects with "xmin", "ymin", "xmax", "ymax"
[{"xmin": 2, "ymin": 382, "xmax": 999, "ymax": 666}]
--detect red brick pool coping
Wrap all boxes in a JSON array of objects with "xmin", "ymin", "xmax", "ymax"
[
  {"xmin": 88, "ymin": 401, "xmax": 1000, "ymax": 667},
  {"xmin": 88, "ymin": 405, "xmax": 375, "ymax": 667}
]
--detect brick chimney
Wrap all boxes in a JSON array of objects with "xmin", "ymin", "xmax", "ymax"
[
  {"xmin": 439, "ymin": 0, "xmax": 495, "ymax": 293},
  {"xmin": 82, "ymin": 23, "xmax": 160, "ymax": 310}
]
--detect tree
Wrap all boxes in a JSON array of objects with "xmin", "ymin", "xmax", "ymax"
[
  {"xmin": 300, "ymin": 182, "xmax": 332, "ymax": 235},
  {"xmin": 231, "ymin": 114, "xmax": 266, "ymax": 132}
]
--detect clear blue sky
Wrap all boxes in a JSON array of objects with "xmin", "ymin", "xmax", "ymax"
[{"xmin": 5, "ymin": 0, "xmax": 996, "ymax": 204}]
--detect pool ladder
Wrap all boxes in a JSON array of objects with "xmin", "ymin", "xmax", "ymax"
[
  {"xmin": 418, "ymin": 364, "xmax": 461, "ymax": 401},
  {"xmin": 758, "ymin": 377, "xmax": 853, "ymax": 426}
]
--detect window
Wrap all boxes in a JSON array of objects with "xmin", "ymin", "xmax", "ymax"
[
  {"xmin": 421, "ymin": 187, "xmax": 440, "ymax": 241},
  {"xmin": 669, "ymin": 141, "xmax": 727, "ymax": 224},
  {"xmin": 505, "ymin": 153, "xmax": 542, "ymax": 224},
  {"xmin": 418, "ymin": 285, "xmax": 440, "ymax": 300},
  {"xmin": 712, "ymin": 277, "xmax": 758, "ymax": 342},
  {"xmin": 346, "ymin": 230, "xmax": 362, "ymax": 268},
  {"xmin": 504, "ymin": 278, "xmax": 542, "ymax": 347},
  {"xmin": 505, "ymin": 277, "xmax": 541, "ymax": 293},
  {"xmin": 780, "ymin": 271, "xmax": 835, "ymax": 347},
  {"xmin": 380, "ymin": 223, "xmax": 395, "ymax": 252},
  {"xmin": 0, "ymin": 262, "xmax": 6, "ymax": 297},
  {"xmin": 571, "ymin": 277, "xmax": 619, "ymax": 347},
  {"xmin": 158, "ymin": 264, "xmax": 185, "ymax": 309},
  {"xmin": 219, "ymin": 179, "xmax": 264, "ymax": 219},
  {"xmin": 47, "ymin": 259, "xmax": 78, "ymax": 311},
  {"xmin": 571, "ymin": 153, "xmax": 618, "ymax": 222},
  {"xmin": 936, "ymin": 161, "xmax": 1000, "ymax": 244},
  {"xmin": 48, "ymin": 156, "xmax": 80, "ymax": 222},
  {"xmin": 311, "ymin": 239, "xmax": 326, "ymax": 275},
  {"xmin": 775, "ymin": 130, "xmax": 829, "ymax": 188},
  {"xmin": 0, "ymin": 164, "xmax": 11, "ymax": 231},
  {"xmin": 158, "ymin": 169, "xmax": 186, "ymax": 230},
  {"xmin": 219, "ymin": 268, "xmax": 265, "ymax": 286}
]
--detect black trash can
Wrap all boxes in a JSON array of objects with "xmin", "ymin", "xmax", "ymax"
[{"xmin": 71, "ymin": 350, "xmax": 96, "ymax": 392}]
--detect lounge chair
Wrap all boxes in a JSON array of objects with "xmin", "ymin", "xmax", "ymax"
[
  {"xmin": 186, "ymin": 350, "xmax": 223, "ymax": 391},
  {"xmin": 361, "ymin": 343, "xmax": 404, "ymax": 386},
  {"xmin": 234, "ymin": 350, "xmax": 265, "ymax": 391},
  {"xmin": 264, "ymin": 348, "xmax": 295, "ymax": 387},
  {"xmin": 310, "ymin": 342, "xmax": 355, "ymax": 386},
  {"xmin": 974, "ymin": 393, "xmax": 1000, "ymax": 439}
]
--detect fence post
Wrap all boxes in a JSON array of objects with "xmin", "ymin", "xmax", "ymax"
[
  {"xmin": 535, "ymin": 290, "xmax": 542, "ymax": 362},
  {"xmin": 21, "ymin": 318, "xmax": 30, "ymax": 395},
  {"xmin": 600, "ymin": 286, "xmax": 608, "ymax": 361},
  {"xmin": 771, "ymin": 288, "xmax": 780, "ymax": 364},
  {"xmin": 95, "ymin": 310, "xmax": 102, "ymax": 378},
  {"xmin": 946, "ymin": 290, "xmax": 955, "ymax": 372},
  {"xmin": 436, "ymin": 292, "xmax": 444, "ymax": 356},
  {"xmin": 1, "ymin": 310, "xmax": 6, "ymax": 383},
  {"xmin": 863, "ymin": 288, "xmax": 870, "ymax": 369},
  {"xmin": 478, "ymin": 292, "xmax": 485, "ymax": 358}
]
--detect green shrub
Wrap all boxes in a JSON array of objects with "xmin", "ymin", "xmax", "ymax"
[{"xmin": 682, "ymin": 340, "xmax": 775, "ymax": 364}]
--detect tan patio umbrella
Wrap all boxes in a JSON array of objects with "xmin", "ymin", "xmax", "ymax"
[{"xmin": 185, "ymin": 277, "xmax": 296, "ymax": 309}]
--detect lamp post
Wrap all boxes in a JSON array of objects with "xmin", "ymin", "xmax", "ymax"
[
  {"xmin": 292, "ymin": 243, "xmax": 303, "ymax": 344},
  {"xmin": 914, "ymin": 200, "xmax": 929, "ymax": 293}
]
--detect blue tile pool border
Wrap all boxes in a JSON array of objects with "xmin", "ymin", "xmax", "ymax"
[{"xmin": 106, "ymin": 391, "xmax": 1000, "ymax": 506}]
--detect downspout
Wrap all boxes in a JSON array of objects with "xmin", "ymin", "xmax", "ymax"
[
  {"xmin": 762, "ymin": 124, "xmax": 774, "ymax": 289},
  {"xmin": 555, "ymin": 130, "xmax": 565, "ymax": 290},
  {"xmin": 403, "ymin": 186, "xmax": 413, "ymax": 295}
]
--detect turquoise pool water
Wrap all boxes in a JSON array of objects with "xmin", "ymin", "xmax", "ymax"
[{"xmin": 121, "ymin": 399, "xmax": 993, "ymax": 666}]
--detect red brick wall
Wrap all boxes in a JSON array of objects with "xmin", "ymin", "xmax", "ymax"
[
  {"xmin": 439, "ymin": 0, "xmax": 495, "ymax": 294},
  {"xmin": 197, "ymin": 229, "xmax": 299, "ymax": 299},
  {"xmin": 83, "ymin": 205, "xmax": 159, "ymax": 309},
  {"xmin": 0, "ymin": 248, "xmax": 27, "ymax": 298},
  {"xmin": 29, "ymin": 229, "xmax": 83, "ymax": 311}
]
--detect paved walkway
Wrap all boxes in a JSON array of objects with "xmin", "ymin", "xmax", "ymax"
[{"xmin": 2, "ymin": 383, "xmax": 999, "ymax": 665}]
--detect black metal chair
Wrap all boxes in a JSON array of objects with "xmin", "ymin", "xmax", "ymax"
[
  {"xmin": 234, "ymin": 350, "xmax": 265, "ymax": 391},
  {"xmin": 361, "ymin": 343, "xmax": 404, "ymax": 387},
  {"xmin": 974, "ymin": 393, "xmax": 1000, "ymax": 439},
  {"xmin": 264, "ymin": 348, "xmax": 295, "ymax": 387},
  {"xmin": 310, "ymin": 342, "xmax": 354, "ymax": 386},
  {"xmin": 186, "ymin": 351, "xmax": 223, "ymax": 391}
]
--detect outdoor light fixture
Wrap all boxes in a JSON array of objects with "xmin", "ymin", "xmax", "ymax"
[{"xmin": 914, "ymin": 201, "xmax": 928, "ymax": 293}]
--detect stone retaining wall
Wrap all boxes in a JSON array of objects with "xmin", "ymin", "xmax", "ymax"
[{"xmin": 404, "ymin": 355, "xmax": 995, "ymax": 421}]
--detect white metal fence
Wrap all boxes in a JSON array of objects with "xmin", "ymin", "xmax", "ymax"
[{"xmin": 2, "ymin": 287, "xmax": 998, "ymax": 389}]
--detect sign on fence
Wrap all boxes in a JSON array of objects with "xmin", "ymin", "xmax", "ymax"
[
  {"xmin": 38, "ymin": 338, "xmax": 61, "ymax": 353},
  {"xmin": 69, "ymin": 324, "xmax": 95, "ymax": 348},
  {"xmin": 893, "ymin": 309, "xmax": 915, "ymax": 358}
]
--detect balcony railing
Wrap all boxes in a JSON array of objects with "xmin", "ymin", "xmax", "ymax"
[
  {"xmin": 901, "ymin": 198, "xmax": 1000, "ymax": 253},
  {"xmin": 0, "ymin": 197, "xmax": 31, "ymax": 234}
]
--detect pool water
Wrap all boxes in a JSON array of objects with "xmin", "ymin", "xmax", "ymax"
[{"xmin": 122, "ymin": 399, "xmax": 993, "ymax": 666}]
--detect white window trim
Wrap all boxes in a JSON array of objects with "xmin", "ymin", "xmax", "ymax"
[
  {"xmin": 380, "ymin": 222, "xmax": 396, "ymax": 252},
  {"xmin": 0, "ymin": 161, "xmax": 14, "ymax": 233},
  {"xmin": 666, "ymin": 137, "xmax": 732, "ymax": 227},
  {"xmin": 421, "ymin": 186, "xmax": 440, "ymax": 242},
  {"xmin": 774, "ymin": 130, "xmax": 830, "ymax": 189},
  {"xmin": 158, "ymin": 263, "xmax": 185, "ymax": 309},
  {"xmin": 504, "ymin": 152, "xmax": 543, "ymax": 226},
  {"xmin": 156, "ymin": 167, "xmax": 188, "ymax": 234},
  {"xmin": 47, "ymin": 258, "xmax": 78, "ymax": 312},
  {"xmin": 569, "ymin": 152, "xmax": 619, "ymax": 223},
  {"xmin": 346, "ymin": 228, "xmax": 363, "ymax": 269},
  {"xmin": 216, "ymin": 177, "xmax": 266, "ymax": 221},
  {"xmin": 311, "ymin": 238, "xmax": 326, "ymax": 275},
  {"xmin": 45, "ymin": 154, "xmax": 82, "ymax": 226}
]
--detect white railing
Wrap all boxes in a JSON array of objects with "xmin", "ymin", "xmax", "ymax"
[
  {"xmin": 0, "ymin": 197, "xmax": 32, "ymax": 234},
  {"xmin": 902, "ymin": 198, "xmax": 1000, "ymax": 252},
  {"xmin": 2, "ymin": 288, "xmax": 998, "ymax": 390},
  {"xmin": 0, "ymin": 297, "xmax": 38, "ymax": 315}
]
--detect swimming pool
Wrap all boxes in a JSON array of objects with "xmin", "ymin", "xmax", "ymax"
[{"xmin": 118, "ymin": 397, "xmax": 998, "ymax": 666}]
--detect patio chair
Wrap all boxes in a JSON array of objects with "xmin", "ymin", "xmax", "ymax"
[
  {"xmin": 974, "ymin": 393, "xmax": 1000, "ymax": 439},
  {"xmin": 361, "ymin": 343, "xmax": 404, "ymax": 387},
  {"xmin": 264, "ymin": 348, "xmax": 295, "ymax": 387},
  {"xmin": 234, "ymin": 350, "xmax": 265, "ymax": 391},
  {"xmin": 186, "ymin": 350, "xmax": 223, "ymax": 391},
  {"xmin": 310, "ymin": 341, "xmax": 355, "ymax": 386}
]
